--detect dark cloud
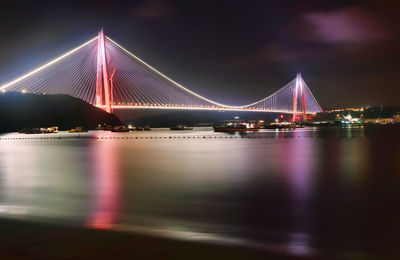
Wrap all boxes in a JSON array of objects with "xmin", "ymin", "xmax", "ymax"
[
  {"xmin": 257, "ymin": 44, "xmax": 309, "ymax": 63},
  {"xmin": 131, "ymin": 0, "xmax": 176, "ymax": 20}
]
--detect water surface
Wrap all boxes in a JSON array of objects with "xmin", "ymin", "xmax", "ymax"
[{"xmin": 0, "ymin": 127, "xmax": 399, "ymax": 257}]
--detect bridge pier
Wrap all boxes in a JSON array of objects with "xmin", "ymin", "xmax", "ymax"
[
  {"xmin": 95, "ymin": 28, "xmax": 112, "ymax": 113},
  {"xmin": 293, "ymin": 73, "xmax": 308, "ymax": 123}
]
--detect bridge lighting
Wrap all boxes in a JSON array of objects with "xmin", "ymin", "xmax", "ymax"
[
  {"xmin": 1, "ymin": 31, "xmax": 323, "ymax": 114},
  {"xmin": 0, "ymin": 36, "xmax": 98, "ymax": 92}
]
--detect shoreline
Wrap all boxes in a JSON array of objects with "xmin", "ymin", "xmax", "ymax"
[{"xmin": 0, "ymin": 218, "xmax": 313, "ymax": 260}]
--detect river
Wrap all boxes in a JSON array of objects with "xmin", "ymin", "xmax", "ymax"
[{"xmin": 0, "ymin": 126, "xmax": 399, "ymax": 257}]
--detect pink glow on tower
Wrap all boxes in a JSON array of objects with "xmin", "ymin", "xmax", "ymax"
[
  {"xmin": 292, "ymin": 74, "xmax": 299, "ymax": 122},
  {"xmin": 95, "ymin": 28, "xmax": 112, "ymax": 113},
  {"xmin": 293, "ymin": 73, "xmax": 308, "ymax": 122}
]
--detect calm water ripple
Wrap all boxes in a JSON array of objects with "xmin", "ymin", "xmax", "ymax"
[{"xmin": 0, "ymin": 126, "xmax": 399, "ymax": 256}]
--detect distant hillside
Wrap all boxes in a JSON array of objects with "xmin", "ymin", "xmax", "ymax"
[
  {"xmin": 312, "ymin": 106, "xmax": 400, "ymax": 121},
  {"xmin": 0, "ymin": 92, "xmax": 122, "ymax": 133},
  {"xmin": 125, "ymin": 110, "xmax": 285, "ymax": 127},
  {"xmin": 363, "ymin": 106, "xmax": 400, "ymax": 118}
]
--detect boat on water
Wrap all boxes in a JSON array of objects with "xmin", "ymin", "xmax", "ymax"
[
  {"xmin": 111, "ymin": 125, "xmax": 131, "ymax": 132},
  {"xmin": 68, "ymin": 127, "xmax": 88, "ymax": 133},
  {"xmin": 126, "ymin": 125, "xmax": 151, "ymax": 131},
  {"xmin": 19, "ymin": 126, "xmax": 58, "ymax": 134},
  {"xmin": 213, "ymin": 119, "xmax": 304, "ymax": 132},
  {"xmin": 213, "ymin": 125, "xmax": 258, "ymax": 132},
  {"xmin": 170, "ymin": 124, "xmax": 193, "ymax": 131},
  {"xmin": 96, "ymin": 124, "xmax": 114, "ymax": 131},
  {"xmin": 263, "ymin": 122, "xmax": 304, "ymax": 129},
  {"xmin": 213, "ymin": 126, "xmax": 261, "ymax": 132},
  {"xmin": 213, "ymin": 120, "xmax": 262, "ymax": 132},
  {"xmin": 19, "ymin": 128, "xmax": 42, "ymax": 134}
]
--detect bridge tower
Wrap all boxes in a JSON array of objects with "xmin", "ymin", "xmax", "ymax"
[
  {"xmin": 95, "ymin": 28, "xmax": 112, "ymax": 113},
  {"xmin": 292, "ymin": 73, "xmax": 307, "ymax": 122}
]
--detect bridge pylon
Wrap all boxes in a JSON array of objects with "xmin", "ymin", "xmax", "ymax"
[
  {"xmin": 95, "ymin": 28, "xmax": 112, "ymax": 113},
  {"xmin": 292, "ymin": 73, "xmax": 307, "ymax": 122}
]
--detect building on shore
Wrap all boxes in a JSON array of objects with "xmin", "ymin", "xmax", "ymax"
[{"xmin": 363, "ymin": 118, "xmax": 394, "ymax": 124}]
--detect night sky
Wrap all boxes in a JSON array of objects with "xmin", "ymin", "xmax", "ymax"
[{"xmin": 0, "ymin": 0, "xmax": 399, "ymax": 109}]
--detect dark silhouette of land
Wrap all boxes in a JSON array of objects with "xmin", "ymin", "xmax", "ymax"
[
  {"xmin": 121, "ymin": 106, "xmax": 400, "ymax": 127},
  {"xmin": 0, "ymin": 92, "xmax": 122, "ymax": 133},
  {"xmin": 121, "ymin": 110, "xmax": 283, "ymax": 127},
  {"xmin": 313, "ymin": 106, "xmax": 400, "ymax": 122}
]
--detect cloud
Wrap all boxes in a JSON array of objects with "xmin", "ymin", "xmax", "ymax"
[
  {"xmin": 258, "ymin": 44, "xmax": 309, "ymax": 63},
  {"xmin": 302, "ymin": 7, "xmax": 389, "ymax": 44},
  {"xmin": 131, "ymin": 0, "xmax": 175, "ymax": 20}
]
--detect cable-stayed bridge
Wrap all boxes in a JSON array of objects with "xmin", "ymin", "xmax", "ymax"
[{"xmin": 0, "ymin": 29, "xmax": 323, "ymax": 120}]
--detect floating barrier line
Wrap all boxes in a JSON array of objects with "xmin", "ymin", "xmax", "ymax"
[{"xmin": 0, "ymin": 133, "xmax": 397, "ymax": 141}]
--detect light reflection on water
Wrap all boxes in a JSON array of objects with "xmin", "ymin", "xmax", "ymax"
[
  {"xmin": 0, "ymin": 127, "xmax": 399, "ymax": 256},
  {"xmin": 88, "ymin": 140, "xmax": 120, "ymax": 229}
]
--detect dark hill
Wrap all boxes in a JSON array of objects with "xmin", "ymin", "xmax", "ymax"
[
  {"xmin": 123, "ymin": 110, "xmax": 284, "ymax": 127},
  {"xmin": 312, "ymin": 106, "xmax": 400, "ymax": 122},
  {"xmin": 0, "ymin": 92, "xmax": 122, "ymax": 133}
]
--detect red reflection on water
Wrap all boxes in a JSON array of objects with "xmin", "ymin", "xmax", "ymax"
[{"xmin": 87, "ymin": 140, "xmax": 120, "ymax": 229}]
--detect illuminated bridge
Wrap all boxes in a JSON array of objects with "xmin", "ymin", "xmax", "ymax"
[{"xmin": 0, "ymin": 29, "xmax": 322, "ymax": 120}]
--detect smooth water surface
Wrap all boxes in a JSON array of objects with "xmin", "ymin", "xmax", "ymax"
[{"xmin": 0, "ymin": 127, "xmax": 399, "ymax": 256}]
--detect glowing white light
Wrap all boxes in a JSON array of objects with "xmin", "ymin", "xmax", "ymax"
[
  {"xmin": 0, "ymin": 36, "xmax": 99, "ymax": 91},
  {"xmin": 344, "ymin": 114, "xmax": 352, "ymax": 121}
]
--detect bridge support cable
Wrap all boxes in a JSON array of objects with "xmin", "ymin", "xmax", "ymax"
[
  {"xmin": 0, "ymin": 30, "xmax": 323, "ymax": 114},
  {"xmin": 0, "ymin": 37, "xmax": 99, "ymax": 104}
]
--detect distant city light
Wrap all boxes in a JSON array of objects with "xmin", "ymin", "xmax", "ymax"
[{"xmin": 326, "ymin": 107, "xmax": 367, "ymax": 113}]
